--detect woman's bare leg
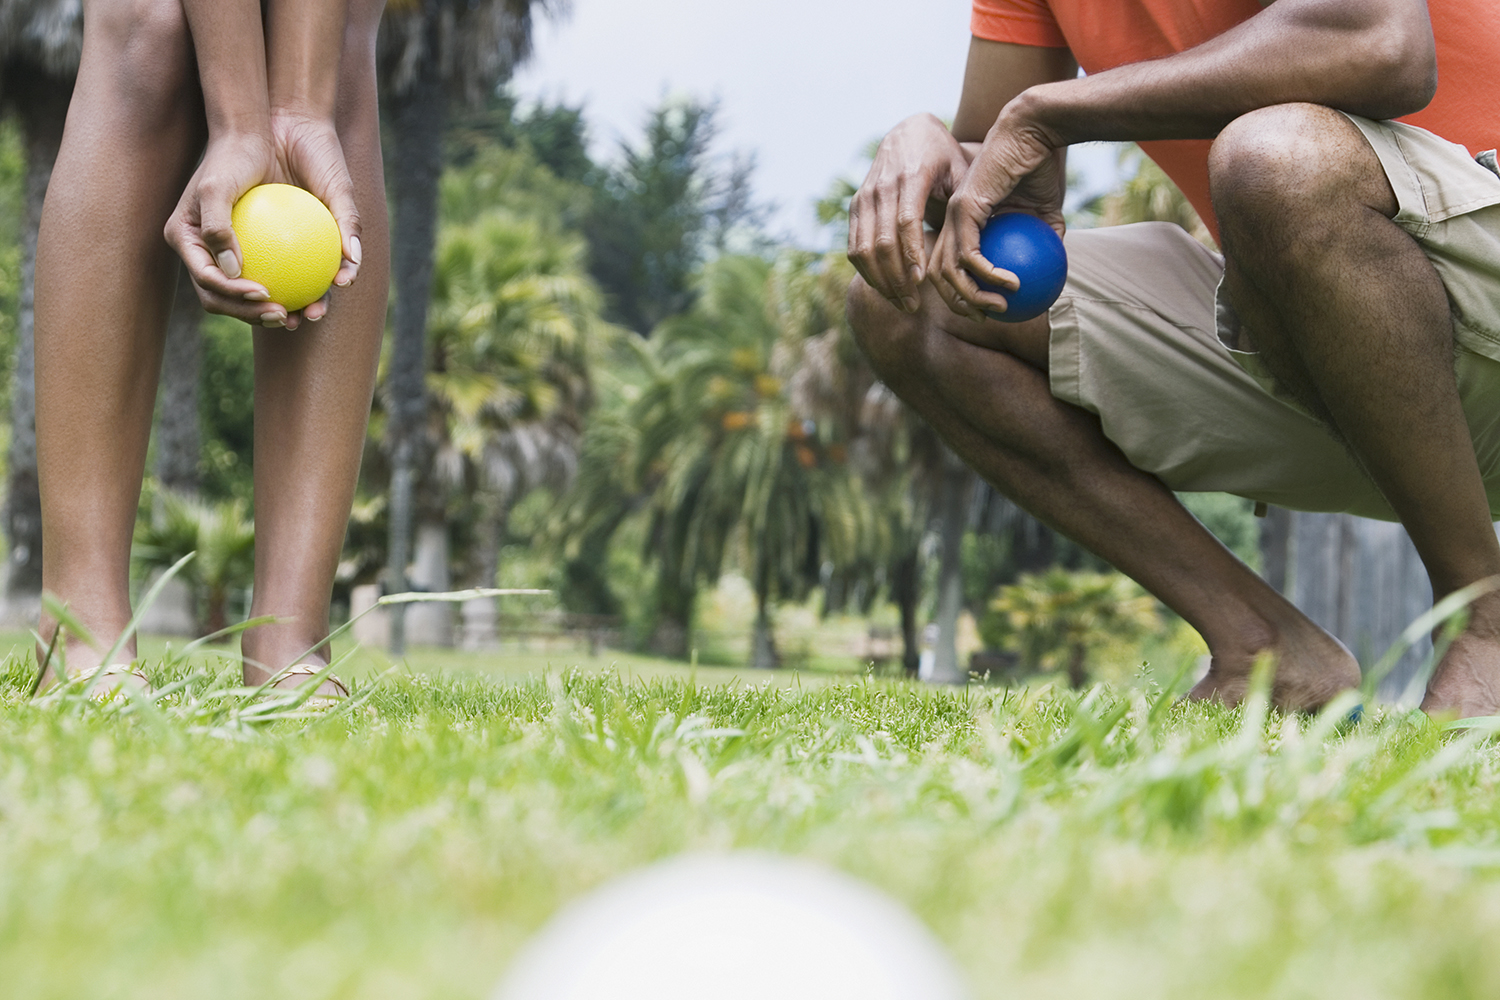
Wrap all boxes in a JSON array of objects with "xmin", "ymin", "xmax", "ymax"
[
  {"xmin": 240, "ymin": 3, "xmax": 390, "ymax": 684},
  {"xmin": 34, "ymin": 0, "xmax": 204, "ymax": 679}
]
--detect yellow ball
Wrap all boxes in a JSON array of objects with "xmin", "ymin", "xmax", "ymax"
[{"xmin": 230, "ymin": 183, "xmax": 342, "ymax": 312}]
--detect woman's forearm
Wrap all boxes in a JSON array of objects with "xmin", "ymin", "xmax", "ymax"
[
  {"xmin": 266, "ymin": 0, "xmax": 351, "ymax": 119},
  {"xmin": 180, "ymin": 0, "xmax": 271, "ymax": 137}
]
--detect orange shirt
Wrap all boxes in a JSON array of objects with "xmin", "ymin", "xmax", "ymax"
[{"xmin": 971, "ymin": 0, "xmax": 1500, "ymax": 233}]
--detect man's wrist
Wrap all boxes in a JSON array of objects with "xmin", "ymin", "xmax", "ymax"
[{"xmin": 999, "ymin": 83, "xmax": 1072, "ymax": 150}]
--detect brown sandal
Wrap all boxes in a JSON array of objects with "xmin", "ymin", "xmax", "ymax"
[
  {"xmin": 77, "ymin": 665, "xmax": 153, "ymax": 700},
  {"xmin": 275, "ymin": 664, "xmax": 350, "ymax": 708}
]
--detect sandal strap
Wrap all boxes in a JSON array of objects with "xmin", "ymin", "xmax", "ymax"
[
  {"xmin": 75, "ymin": 664, "xmax": 150, "ymax": 683},
  {"xmin": 72, "ymin": 665, "xmax": 152, "ymax": 699},
  {"xmin": 280, "ymin": 664, "xmax": 350, "ymax": 698}
]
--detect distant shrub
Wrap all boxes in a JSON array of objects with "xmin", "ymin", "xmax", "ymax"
[{"xmin": 980, "ymin": 569, "xmax": 1165, "ymax": 686}]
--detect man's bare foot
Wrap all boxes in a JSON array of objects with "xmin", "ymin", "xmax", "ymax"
[
  {"xmin": 1189, "ymin": 614, "xmax": 1361, "ymax": 713},
  {"xmin": 1421, "ymin": 593, "xmax": 1500, "ymax": 719}
]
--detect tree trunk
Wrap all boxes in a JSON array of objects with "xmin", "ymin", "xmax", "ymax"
[
  {"xmin": 927, "ymin": 462, "xmax": 974, "ymax": 684},
  {"xmin": 460, "ymin": 491, "xmax": 507, "ymax": 649},
  {"xmin": 405, "ymin": 519, "xmax": 453, "ymax": 646},
  {"xmin": 890, "ymin": 548, "xmax": 921, "ymax": 678},
  {"xmin": 1066, "ymin": 642, "xmax": 1088, "ymax": 688},
  {"xmin": 562, "ymin": 506, "xmax": 630, "ymax": 615},
  {"xmin": 1, "ymin": 71, "xmax": 71, "ymax": 627},
  {"xmin": 749, "ymin": 553, "xmax": 778, "ymax": 670},
  {"xmin": 383, "ymin": 52, "xmax": 447, "ymax": 656},
  {"xmin": 647, "ymin": 567, "xmax": 694, "ymax": 659},
  {"xmin": 205, "ymin": 585, "xmax": 229, "ymax": 639},
  {"xmin": 155, "ymin": 263, "xmax": 202, "ymax": 497}
]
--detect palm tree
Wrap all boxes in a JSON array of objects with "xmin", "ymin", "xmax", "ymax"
[
  {"xmin": 134, "ymin": 492, "xmax": 256, "ymax": 637},
  {"xmin": 0, "ymin": 0, "xmax": 80, "ymax": 626},
  {"xmin": 616, "ymin": 254, "xmax": 873, "ymax": 667},
  {"xmin": 1093, "ymin": 145, "xmax": 1215, "ymax": 247},
  {"xmin": 422, "ymin": 203, "xmax": 605, "ymax": 645},
  {"xmin": 377, "ymin": 0, "xmax": 551, "ymax": 654}
]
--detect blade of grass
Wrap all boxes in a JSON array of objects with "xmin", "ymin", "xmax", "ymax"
[
  {"xmin": 180, "ymin": 615, "xmax": 282, "ymax": 656},
  {"xmin": 99, "ymin": 552, "xmax": 196, "ymax": 669},
  {"xmin": 27, "ymin": 625, "xmax": 61, "ymax": 698},
  {"xmin": 280, "ymin": 587, "xmax": 551, "ymax": 671}
]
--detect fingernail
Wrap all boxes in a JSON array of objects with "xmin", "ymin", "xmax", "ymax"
[
  {"xmin": 244, "ymin": 289, "xmax": 270, "ymax": 302},
  {"xmin": 217, "ymin": 251, "xmax": 241, "ymax": 279},
  {"xmin": 350, "ymin": 236, "xmax": 362, "ymax": 265},
  {"xmin": 259, "ymin": 312, "xmax": 284, "ymax": 328},
  {"xmin": 901, "ymin": 296, "xmax": 919, "ymax": 314},
  {"xmin": 335, "ymin": 274, "xmax": 352, "ymax": 288}
]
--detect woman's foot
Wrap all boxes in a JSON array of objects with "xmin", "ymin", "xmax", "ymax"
[
  {"xmin": 35, "ymin": 663, "xmax": 152, "ymax": 700},
  {"xmin": 269, "ymin": 664, "xmax": 349, "ymax": 705}
]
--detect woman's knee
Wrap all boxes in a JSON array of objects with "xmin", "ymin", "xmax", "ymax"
[{"xmin": 81, "ymin": 0, "xmax": 196, "ymax": 126}]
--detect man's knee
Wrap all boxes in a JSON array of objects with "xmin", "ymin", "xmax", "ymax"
[
  {"xmin": 85, "ymin": 0, "xmax": 196, "ymax": 124},
  {"xmin": 847, "ymin": 274, "xmax": 928, "ymax": 388},
  {"xmin": 1209, "ymin": 103, "xmax": 1393, "ymax": 231}
]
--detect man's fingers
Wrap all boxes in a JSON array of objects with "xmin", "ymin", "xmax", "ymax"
[
  {"xmin": 931, "ymin": 231, "xmax": 1005, "ymax": 322},
  {"xmin": 895, "ymin": 176, "xmax": 929, "ymax": 293},
  {"xmin": 961, "ymin": 249, "xmax": 1019, "ymax": 293},
  {"xmin": 947, "ymin": 250, "xmax": 1013, "ymax": 317},
  {"xmin": 847, "ymin": 198, "xmax": 888, "ymax": 300},
  {"xmin": 869, "ymin": 189, "xmax": 913, "ymax": 312}
]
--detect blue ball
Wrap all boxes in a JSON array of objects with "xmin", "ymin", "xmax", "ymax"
[{"xmin": 976, "ymin": 212, "xmax": 1068, "ymax": 323}]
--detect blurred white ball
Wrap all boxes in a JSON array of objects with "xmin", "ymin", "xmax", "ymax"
[{"xmin": 494, "ymin": 853, "xmax": 970, "ymax": 1000}]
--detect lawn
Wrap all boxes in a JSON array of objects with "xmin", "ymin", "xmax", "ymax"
[{"xmin": 3, "ymin": 636, "xmax": 1500, "ymax": 1000}]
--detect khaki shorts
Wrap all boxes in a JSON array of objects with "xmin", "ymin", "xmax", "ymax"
[{"xmin": 1048, "ymin": 116, "xmax": 1500, "ymax": 521}]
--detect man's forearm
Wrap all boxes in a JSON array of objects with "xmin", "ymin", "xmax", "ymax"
[
  {"xmin": 1013, "ymin": 0, "xmax": 1436, "ymax": 147},
  {"xmin": 266, "ymin": 0, "xmax": 350, "ymax": 119},
  {"xmin": 181, "ymin": 0, "xmax": 271, "ymax": 137}
]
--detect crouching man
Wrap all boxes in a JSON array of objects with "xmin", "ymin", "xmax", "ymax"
[{"xmin": 847, "ymin": 0, "xmax": 1500, "ymax": 716}]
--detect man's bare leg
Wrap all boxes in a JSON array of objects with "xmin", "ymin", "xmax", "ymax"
[
  {"xmin": 1210, "ymin": 104, "xmax": 1500, "ymax": 718},
  {"xmin": 34, "ymin": 1, "xmax": 204, "ymax": 684},
  {"xmin": 847, "ymin": 264, "xmax": 1360, "ymax": 712},
  {"xmin": 239, "ymin": 1, "xmax": 389, "ymax": 688}
]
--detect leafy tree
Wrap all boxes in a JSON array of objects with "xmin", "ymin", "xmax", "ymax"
[
  {"xmin": 557, "ymin": 253, "xmax": 872, "ymax": 665},
  {"xmin": 0, "ymin": 0, "xmax": 79, "ymax": 624},
  {"xmin": 1084, "ymin": 144, "xmax": 1214, "ymax": 246},
  {"xmin": 134, "ymin": 493, "xmax": 256, "ymax": 637},
  {"xmin": 197, "ymin": 313, "xmax": 257, "ymax": 503},
  {"xmin": 424, "ymin": 200, "xmax": 606, "ymax": 633},
  {"xmin": 446, "ymin": 88, "xmax": 592, "ymax": 186},
  {"xmin": 585, "ymin": 98, "xmax": 764, "ymax": 336},
  {"xmin": 377, "ymin": 0, "xmax": 550, "ymax": 654},
  {"xmin": 981, "ymin": 569, "xmax": 1165, "ymax": 687}
]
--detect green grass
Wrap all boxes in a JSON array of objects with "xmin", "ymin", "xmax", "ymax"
[{"xmin": 4, "ymin": 638, "xmax": 1500, "ymax": 999}]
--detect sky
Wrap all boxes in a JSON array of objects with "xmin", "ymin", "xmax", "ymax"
[{"xmin": 510, "ymin": 0, "xmax": 1125, "ymax": 249}]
